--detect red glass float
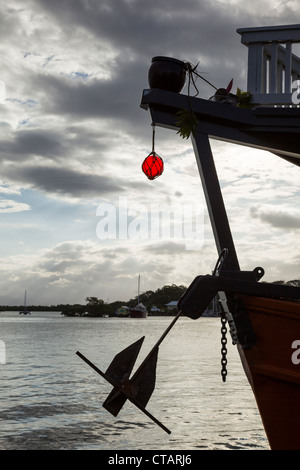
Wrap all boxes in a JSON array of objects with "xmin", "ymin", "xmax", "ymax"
[{"xmin": 142, "ymin": 152, "xmax": 164, "ymax": 180}]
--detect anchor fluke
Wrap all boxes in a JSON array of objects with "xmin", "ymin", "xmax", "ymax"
[
  {"xmin": 102, "ymin": 336, "xmax": 147, "ymax": 417},
  {"xmin": 103, "ymin": 344, "xmax": 158, "ymax": 416}
]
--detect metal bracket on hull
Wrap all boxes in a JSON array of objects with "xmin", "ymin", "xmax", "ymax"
[
  {"xmin": 178, "ymin": 259, "xmax": 300, "ymax": 347},
  {"xmin": 178, "ymin": 269, "xmax": 300, "ymax": 321}
]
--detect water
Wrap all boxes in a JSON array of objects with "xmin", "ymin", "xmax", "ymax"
[{"xmin": 0, "ymin": 311, "xmax": 269, "ymax": 450}]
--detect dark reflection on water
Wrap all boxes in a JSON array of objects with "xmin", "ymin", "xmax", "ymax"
[{"xmin": 0, "ymin": 312, "xmax": 269, "ymax": 450}]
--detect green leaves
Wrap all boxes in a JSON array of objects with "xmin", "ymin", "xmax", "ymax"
[
  {"xmin": 174, "ymin": 86, "xmax": 253, "ymax": 140},
  {"xmin": 236, "ymin": 87, "xmax": 253, "ymax": 108},
  {"xmin": 175, "ymin": 109, "xmax": 198, "ymax": 139}
]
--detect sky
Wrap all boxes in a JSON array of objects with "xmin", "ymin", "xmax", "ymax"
[{"xmin": 0, "ymin": 0, "xmax": 299, "ymax": 306}]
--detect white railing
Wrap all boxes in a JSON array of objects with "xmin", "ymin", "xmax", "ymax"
[{"xmin": 237, "ymin": 25, "xmax": 300, "ymax": 105}]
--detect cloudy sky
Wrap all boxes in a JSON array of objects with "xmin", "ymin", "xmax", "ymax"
[{"xmin": 0, "ymin": 0, "xmax": 299, "ymax": 306}]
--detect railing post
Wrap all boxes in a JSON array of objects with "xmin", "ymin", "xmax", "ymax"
[
  {"xmin": 247, "ymin": 43, "xmax": 262, "ymax": 94},
  {"xmin": 269, "ymin": 43, "xmax": 278, "ymax": 94},
  {"xmin": 285, "ymin": 41, "xmax": 292, "ymax": 93},
  {"xmin": 262, "ymin": 47, "xmax": 268, "ymax": 93},
  {"xmin": 277, "ymin": 60, "xmax": 283, "ymax": 93}
]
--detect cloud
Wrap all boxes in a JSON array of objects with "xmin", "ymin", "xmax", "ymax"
[
  {"xmin": 250, "ymin": 206, "xmax": 300, "ymax": 230},
  {"xmin": 31, "ymin": 60, "xmax": 150, "ymax": 126},
  {"xmin": 0, "ymin": 0, "xmax": 300, "ymax": 305},
  {"xmin": 0, "ymin": 238, "xmax": 188, "ymax": 304},
  {"xmin": 4, "ymin": 164, "xmax": 124, "ymax": 198},
  {"xmin": 0, "ymin": 198, "xmax": 31, "ymax": 213},
  {"xmin": 0, "ymin": 129, "xmax": 66, "ymax": 161}
]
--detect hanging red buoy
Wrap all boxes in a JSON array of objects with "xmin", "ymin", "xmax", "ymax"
[{"xmin": 142, "ymin": 152, "xmax": 164, "ymax": 180}]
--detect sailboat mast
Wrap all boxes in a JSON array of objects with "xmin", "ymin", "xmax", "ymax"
[{"xmin": 138, "ymin": 274, "xmax": 140, "ymax": 304}]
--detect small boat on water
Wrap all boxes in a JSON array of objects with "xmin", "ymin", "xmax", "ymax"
[
  {"xmin": 19, "ymin": 290, "xmax": 31, "ymax": 315},
  {"xmin": 130, "ymin": 275, "xmax": 148, "ymax": 318},
  {"xmin": 130, "ymin": 302, "xmax": 148, "ymax": 318}
]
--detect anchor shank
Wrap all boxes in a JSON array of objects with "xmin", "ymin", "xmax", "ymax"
[{"xmin": 131, "ymin": 309, "xmax": 182, "ymax": 381}]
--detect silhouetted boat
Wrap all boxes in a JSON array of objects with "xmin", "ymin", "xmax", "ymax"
[
  {"xmin": 19, "ymin": 290, "xmax": 31, "ymax": 315},
  {"xmin": 130, "ymin": 303, "xmax": 148, "ymax": 318},
  {"xmin": 130, "ymin": 275, "xmax": 148, "ymax": 318},
  {"xmin": 141, "ymin": 24, "xmax": 300, "ymax": 449}
]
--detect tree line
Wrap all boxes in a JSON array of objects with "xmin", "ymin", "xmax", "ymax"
[
  {"xmin": 0, "ymin": 284, "xmax": 187, "ymax": 317},
  {"xmin": 61, "ymin": 283, "xmax": 187, "ymax": 317}
]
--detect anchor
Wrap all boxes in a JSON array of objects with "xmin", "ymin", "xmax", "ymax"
[
  {"xmin": 75, "ymin": 252, "xmax": 237, "ymax": 434},
  {"xmin": 76, "ymin": 310, "xmax": 182, "ymax": 434},
  {"xmin": 76, "ymin": 250, "xmax": 287, "ymax": 433}
]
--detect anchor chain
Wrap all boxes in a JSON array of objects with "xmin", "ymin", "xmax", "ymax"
[{"xmin": 220, "ymin": 310, "xmax": 228, "ymax": 382}]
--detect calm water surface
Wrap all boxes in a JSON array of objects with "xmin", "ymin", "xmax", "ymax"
[{"xmin": 0, "ymin": 311, "xmax": 269, "ymax": 450}]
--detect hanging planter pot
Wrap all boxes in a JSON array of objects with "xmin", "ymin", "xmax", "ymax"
[{"xmin": 148, "ymin": 56, "xmax": 188, "ymax": 93}]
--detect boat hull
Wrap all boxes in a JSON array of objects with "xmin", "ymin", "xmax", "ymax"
[
  {"xmin": 237, "ymin": 295, "xmax": 300, "ymax": 450},
  {"xmin": 130, "ymin": 309, "xmax": 148, "ymax": 318}
]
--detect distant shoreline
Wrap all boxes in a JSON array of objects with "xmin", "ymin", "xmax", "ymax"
[
  {"xmin": 0, "ymin": 309, "xmax": 220, "ymax": 318},
  {"xmin": 0, "ymin": 306, "xmax": 65, "ymax": 312}
]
